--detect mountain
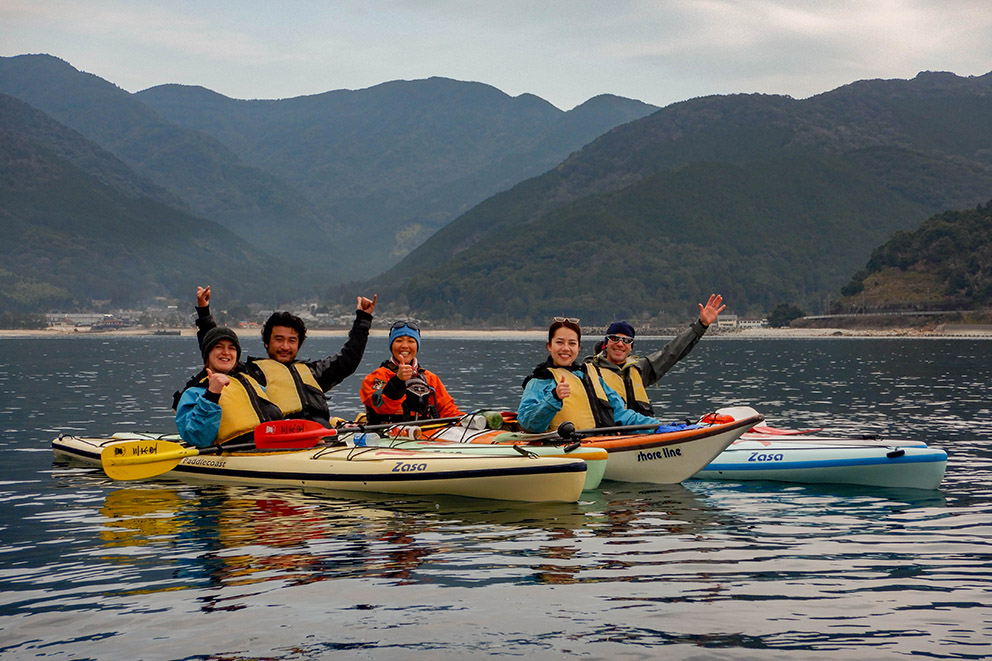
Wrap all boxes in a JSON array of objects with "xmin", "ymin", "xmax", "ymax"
[
  {"xmin": 371, "ymin": 71, "xmax": 992, "ymax": 324},
  {"xmin": 834, "ymin": 200, "xmax": 992, "ymax": 312},
  {"xmin": 135, "ymin": 79, "xmax": 658, "ymax": 262},
  {"xmin": 0, "ymin": 55, "xmax": 345, "ymax": 279},
  {"xmin": 0, "ymin": 94, "xmax": 295, "ymax": 311},
  {"xmin": 0, "ymin": 54, "xmax": 658, "ymax": 281}
]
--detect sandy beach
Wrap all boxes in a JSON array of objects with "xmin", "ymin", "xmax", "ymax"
[{"xmin": 3, "ymin": 325, "xmax": 991, "ymax": 339}]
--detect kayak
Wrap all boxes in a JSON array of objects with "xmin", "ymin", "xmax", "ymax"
[
  {"xmin": 425, "ymin": 410, "xmax": 762, "ymax": 485},
  {"xmin": 51, "ymin": 433, "xmax": 588, "ymax": 503},
  {"xmin": 374, "ymin": 426, "xmax": 608, "ymax": 490},
  {"xmin": 691, "ymin": 407, "xmax": 948, "ymax": 490}
]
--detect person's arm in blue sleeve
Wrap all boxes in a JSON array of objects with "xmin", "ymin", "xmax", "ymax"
[
  {"xmin": 175, "ymin": 387, "xmax": 222, "ymax": 448},
  {"xmin": 516, "ymin": 378, "xmax": 561, "ymax": 433},
  {"xmin": 601, "ymin": 378, "xmax": 660, "ymax": 427}
]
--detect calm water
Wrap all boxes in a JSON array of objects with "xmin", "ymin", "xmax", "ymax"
[{"xmin": 1, "ymin": 334, "xmax": 991, "ymax": 660}]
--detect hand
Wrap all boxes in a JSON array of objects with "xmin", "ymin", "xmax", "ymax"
[
  {"xmin": 205, "ymin": 368, "xmax": 229, "ymax": 394},
  {"xmin": 698, "ymin": 293, "xmax": 725, "ymax": 327},
  {"xmin": 197, "ymin": 285, "xmax": 211, "ymax": 307},
  {"xmin": 395, "ymin": 356, "xmax": 415, "ymax": 381},
  {"xmin": 357, "ymin": 294, "xmax": 377, "ymax": 314},
  {"xmin": 555, "ymin": 376, "xmax": 571, "ymax": 400}
]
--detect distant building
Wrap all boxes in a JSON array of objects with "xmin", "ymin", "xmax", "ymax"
[
  {"xmin": 738, "ymin": 318, "xmax": 768, "ymax": 329},
  {"xmin": 716, "ymin": 314, "xmax": 739, "ymax": 329}
]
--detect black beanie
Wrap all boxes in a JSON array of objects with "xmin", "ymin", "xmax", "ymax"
[{"xmin": 201, "ymin": 326, "xmax": 242, "ymax": 363}]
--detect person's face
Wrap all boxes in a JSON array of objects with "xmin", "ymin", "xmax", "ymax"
[
  {"xmin": 206, "ymin": 339, "xmax": 238, "ymax": 374},
  {"xmin": 266, "ymin": 325, "xmax": 300, "ymax": 363},
  {"xmin": 547, "ymin": 327, "xmax": 580, "ymax": 367},
  {"xmin": 391, "ymin": 336, "xmax": 419, "ymax": 364},
  {"xmin": 605, "ymin": 333, "xmax": 633, "ymax": 365}
]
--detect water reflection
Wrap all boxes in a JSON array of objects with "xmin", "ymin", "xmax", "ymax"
[{"xmin": 75, "ymin": 479, "xmax": 749, "ymax": 606}]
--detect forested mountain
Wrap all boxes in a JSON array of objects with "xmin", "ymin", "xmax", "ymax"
[
  {"xmin": 0, "ymin": 55, "xmax": 343, "ymax": 279},
  {"xmin": 372, "ymin": 71, "xmax": 992, "ymax": 324},
  {"xmin": 136, "ymin": 79, "xmax": 658, "ymax": 260},
  {"xmin": 834, "ymin": 200, "xmax": 992, "ymax": 312},
  {"xmin": 0, "ymin": 94, "xmax": 296, "ymax": 310},
  {"xmin": 0, "ymin": 54, "xmax": 657, "ymax": 281},
  {"xmin": 3, "ymin": 52, "xmax": 991, "ymax": 322}
]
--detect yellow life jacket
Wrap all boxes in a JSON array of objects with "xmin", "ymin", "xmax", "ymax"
[
  {"xmin": 199, "ymin": 372, "xmax": 282, "ymax": 445},
  {"xmin": 253, "ymin": 359, "xmax": 323, "ymax": 416},
  {"xmin": 546, "ymin": 367, "xmax": 615, "ymax": 431},
  {"xmin": 588, "ymin": 356, "xmax": 653, "ymax": 415}
]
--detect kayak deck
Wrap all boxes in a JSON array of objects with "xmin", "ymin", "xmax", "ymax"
[
  {"xmin": 52, "ymin": 434, "xmax": 587, "ymax": 503},
  {"xmin": 692, "ymin": 407, "xmax": 948, "ymax": 490}
]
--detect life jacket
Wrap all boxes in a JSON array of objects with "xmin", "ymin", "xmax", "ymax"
[
  {"xmin": 587, "ymin": 356, "xmax": 653, "ymax": 415},
  {"xmin": 362, "ymin": 362, "xmax": 442, "ymax": 424},
  {"xmin": 546, "ymin": 366, "xmax": 615, "ymax": 431},
  {"xmin": 252, "ymin": 358, "xmax": 329, "ymax": 423},
  {"xmin": 180, "ymin": 370, "xmax": 283, "ymax": 445}
]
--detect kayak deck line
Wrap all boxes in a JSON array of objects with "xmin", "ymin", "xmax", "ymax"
[
  {"xmin": 704, "ymin": 451, "xmax": 948, "ymax": 472},
  {"xmin": 51, "ymin": 434, "xmax": 589, "ymax": 503}
]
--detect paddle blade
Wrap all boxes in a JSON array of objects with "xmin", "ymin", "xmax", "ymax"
[
  {"xmin": 254, "ymin": 419, "xmax": 337, "ymax": 449},
  {"xmin": 101, "ymin": 440, "xmax": 200, "ymax": 481}
]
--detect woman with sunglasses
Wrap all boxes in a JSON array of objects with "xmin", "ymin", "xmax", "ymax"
[
  {"xmin": 517, "ymin": 317, "xmax": 661, "ymax": 433},
  {"xmin": 359, "ymin": 321, "xmax": 464, "ymax": 424},
  {"xmin": 585, "ymin": 294, "xmax": 725, "ymax": 415}
]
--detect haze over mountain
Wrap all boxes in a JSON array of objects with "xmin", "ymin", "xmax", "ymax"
[
  {"xmin": 0, "ymin": 93, "xmax": 295, "ymax": 311},
  {"xmin": 373, "ymin": 70, "xmax": 992, "ymax": 325},
  {"xmin": 2, "ymin": 53, "xmax": 991, "ymax": 323},
  {"xmin": 0, "ymin": 54, "xmax": 657, "ymax": 286}
]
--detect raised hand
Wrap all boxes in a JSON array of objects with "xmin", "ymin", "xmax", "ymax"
[
  {"xmin": 357, "ymin": 294, "xmax": 377, "ymax": 314},
  {"xmin": 698, "ymin": 293, "xmax": 726, "ymax": 327},
  {"xmin": 197, "ymin": 285, "xmax": 211, "ymax": 308}
]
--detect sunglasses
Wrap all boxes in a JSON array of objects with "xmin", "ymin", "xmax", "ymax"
[
  {"xmin": 606, "ymin": 334, "xmax": 634, "ymax": 345},
  {"xmin": 552, "ymin": 316, "xmax": 580, "ymax": 324},
  {"xmin": 390, "ymin": 320, "xmax": 420, "ymax": 332}
]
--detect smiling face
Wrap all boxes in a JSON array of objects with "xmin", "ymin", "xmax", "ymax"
[
  {"xmin": 391, "ymin": 335, "xmax": 419, "ymax": 364},
  {"xmin": 265, "ymin": 325, "xmax": 300, "ymax": 363},
  {"xmin": 605, "ymin": 333, "xmax": 633, "ymax": 365},
  {"xmin": 206, "ymin": 339, "xmax": 238, "ymax": 374},
  {"xmin": 547, "ymin": 326, "xmax": 580, "ymax": 367}
]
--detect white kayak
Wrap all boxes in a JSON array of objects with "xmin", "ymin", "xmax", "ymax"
[
  {"xmin": 51, "ymin": 433, "xmax": 588, "ymax": 503},
  {"xmin": 692, "ymin": 407, "xmax": 948, "ymax": 490},
  {"xmin": 425, "ymin": 409, "xmax": 762, "ymax": 485}
]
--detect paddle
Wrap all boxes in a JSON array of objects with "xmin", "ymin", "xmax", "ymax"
[
  {"xmin": 100, "ymin": 438, "xmax": 254, "ymax": 481},
  {"xmin": 253, "ymin": 415, "xmax": 467, "ymax": 450},
  {"xmin": 496, "ymin": 420, "xmax": 698, "ymax": 444}
]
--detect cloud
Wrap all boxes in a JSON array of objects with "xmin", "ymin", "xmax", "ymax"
[{"xmin": 2, "ymin": 0, "xmax": 991, "ymax": 107}]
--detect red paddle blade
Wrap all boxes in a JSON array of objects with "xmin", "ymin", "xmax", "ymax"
[{"xmin": 254, "ymin": 419, "xmax": 338, "ymax": 449}]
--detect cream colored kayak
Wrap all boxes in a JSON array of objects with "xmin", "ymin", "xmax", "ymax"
[
  {"xmin": 51, "ymin": 433, "xmax": 587, "ymax": 503},
  {"xmin": 365, "ymin": 428, "xmax": 608, "ymax": 490}
]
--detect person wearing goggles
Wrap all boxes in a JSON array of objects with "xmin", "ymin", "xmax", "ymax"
[
  {"xmin": 584, "ymin": 294, "xmax": 725, "ymax": 415},
  {"xmin": 360, "ymin": 320, "xmax": 464, "ymax": 424},
  {"xmin": 516, "ymin": 317, "xmax": 661, "ymax": 433}
]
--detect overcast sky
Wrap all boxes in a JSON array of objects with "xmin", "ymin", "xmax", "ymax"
[{"xmin": 3, "ymin": 0, "xmax": 991, "ymax": 110}]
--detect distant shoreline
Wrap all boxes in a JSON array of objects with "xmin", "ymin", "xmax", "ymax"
[{"xmin": 3, "ymin": 325, "xmax": 991, "ymax": 339}]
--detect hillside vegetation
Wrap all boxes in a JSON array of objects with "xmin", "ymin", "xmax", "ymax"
[
  {"xmin": 834, "ymin": 200, "xmax": 992, "ymax": 312},
  {"xmin": 371, "ymin": 71, "xmax": 992, "ymax": 324}
]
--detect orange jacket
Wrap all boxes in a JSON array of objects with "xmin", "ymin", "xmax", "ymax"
[{"xmin": 360, "ymin": 361, "xmax": 463, "ymax": 423}]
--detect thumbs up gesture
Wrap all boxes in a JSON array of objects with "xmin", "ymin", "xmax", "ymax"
[
  {"xmin": 395, "ymin": 355, "xmax": 415, "ymax": 381},
  {"xmin": 555, "ymin": 375, "xmax": 571, "ymax": 400},
  {"xmin": 206, "ymin": 367, "xmax": 230, "ymax": 394}
]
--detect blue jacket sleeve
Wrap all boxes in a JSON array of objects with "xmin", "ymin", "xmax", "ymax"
[
  {"xmin": 601, "ymin": 378, "xmax": 660, "ymax": 427},
  {"xmin": 516, "ymin": 378, "xmax": 561, "ymax": 433},
  {"xmin": 175, "ymin": 387, "xmax": 221, "ymax": 448}
]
